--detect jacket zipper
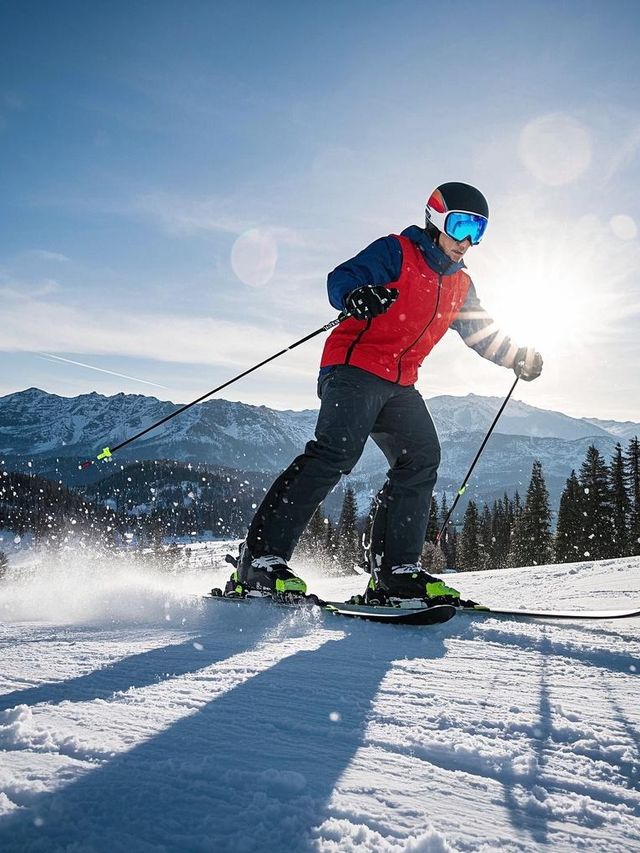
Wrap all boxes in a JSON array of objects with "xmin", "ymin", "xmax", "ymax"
[
  {"xmin": 395, "ymin": 275, "xmax": 442, "ymax": 383},
  {"xmin": 345, "ymin": 319, "xmax": 372, "ymax": 365}
]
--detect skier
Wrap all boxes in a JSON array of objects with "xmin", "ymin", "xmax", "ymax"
[{"xmin": 228, "ymin": 182, "xmax": 543, "ymax": 604}]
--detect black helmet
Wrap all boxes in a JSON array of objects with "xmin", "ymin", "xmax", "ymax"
[{"xmin": 425, "ymin": 182, "xmax": 489, "ymax": 245}]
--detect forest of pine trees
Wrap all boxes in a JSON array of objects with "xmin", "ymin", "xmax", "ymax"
[{"xmin": 447, "ymin": 438, "xmax": 640, "ymax": 569}]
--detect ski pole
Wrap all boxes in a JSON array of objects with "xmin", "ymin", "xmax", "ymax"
[
  {"xmin": 436, "ymin": 375, "xmax": 520, "ymax": 544},
  {"xmin": 79, "ymin": 312, "xmax": 350, "ymax": 469}
]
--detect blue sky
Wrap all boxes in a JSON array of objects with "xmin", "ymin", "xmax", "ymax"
[{"xmin": 2, "ymin": 0, "xmax": 639, "ymax": 421}]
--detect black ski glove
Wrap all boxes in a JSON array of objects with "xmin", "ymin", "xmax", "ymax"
[
  {"xmin": 514, "ymin": 347, "xmax": 543, "ymax": 381},
  {"xmin": 345, "ymin": 285, "xmax": 399, "ymax": 321}
]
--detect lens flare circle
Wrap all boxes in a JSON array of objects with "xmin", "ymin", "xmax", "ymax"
[
  {"xmin": 610, "ymin": 214, "xmax": 637, "ymax": 241},
  {"xmin": 231, "ymin": 228, "xmax": 278, "ymax": 288},
  {"xmin": 518, "ymin": 114, "xmax": 592, "ymax": 186}
]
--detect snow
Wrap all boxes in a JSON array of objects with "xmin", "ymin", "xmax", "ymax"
[{"xmin": 0, "ymin": 550, "xmax": 639, "ymax": 852}]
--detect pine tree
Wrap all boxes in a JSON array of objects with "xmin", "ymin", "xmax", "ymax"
[
  {"xmin": 422, "ymin": 498, "xmax": 446, "ymax": 572},
  {"xmin": 609, "ymin": 443, "xmax": 630, "ymax": 557},
  {"xmin": 478, "ymin": 503, "xmax": 493, "ymax": 570},
  {"xmin": 298, "ymin": 505, "xmax": 328, "ymax": 555},
  {"xmin": 439, "ymin": 493, "xmax": 456, "ymax": 569},
  {"xmin": 336, "ymin": 486, "xmax": 360, "ymax": 568},
  {"xmin": 579, "ymin": 444, "xmax": 615, "ymax": 559},
  {"xmin": 625, "ymin": 437, "xmax": 640, "ymax": 557},
  {"xmin": 426, "ymin": 497, "xmax": 439, "ymax": 543},
  {"xmin": 492, "ymin": 497, "xmax": 512, "ymax": 570},
  {"xmin": 457, "ymin": 500, "xmax": 480, "ymax": 571},
  {"xmin": 508, "ymin": 460, "xmax": 552, "ymax": 567},
  {"xmin": 325, "ymin": 517, "xmax": 337, "ymax": 566},
  {"xmin": 513, "ymin": 490, "xmax": 523, "ymax": 521},
  {"xmin": 554, "ymin": 470, "xmax": 585, "ymax": 563}
]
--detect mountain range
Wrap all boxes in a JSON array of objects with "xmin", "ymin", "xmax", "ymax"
[{"xmin": 1, "ymin": 387, "xmax": 638, "ymax": 516}]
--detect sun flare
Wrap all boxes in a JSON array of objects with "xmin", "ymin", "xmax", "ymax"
[{"xmin": 470, "ymin": 211, "xmax": 626, "ymax": 359}]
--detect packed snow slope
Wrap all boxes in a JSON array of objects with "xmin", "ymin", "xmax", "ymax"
[{"xmin": 0, "ymin": 548, "xmax": 639, "ymax": 852}]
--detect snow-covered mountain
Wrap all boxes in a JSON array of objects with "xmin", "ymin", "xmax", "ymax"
[
  {"xmin": 1, "ymin": 387, "xmax": 635, "ymax": 463},
  {"xmin": 1, "ymin": 388, "xmax": 637, "ymax": 510},
  {"xmin": 0, "ymin": 387, "xmax": 317, "ymax": 476},
  {"xmin": 0, "ymin": 548, "xmax": 639, "ymax": 851},
  {"xmin": 583, "ymin": 416, "xmax": 640, "ymax": 441},
  {"xmin": 429, "ymin": 393, "xmax": 617, "ymax": 439}
]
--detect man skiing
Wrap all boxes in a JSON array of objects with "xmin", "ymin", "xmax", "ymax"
[{"xmin": 228, "ymin": 182, "xmax": 543, "ymax": 605}]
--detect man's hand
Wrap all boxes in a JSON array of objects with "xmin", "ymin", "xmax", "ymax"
[
  {"xmin": 514, "ymin": 346, "xmax": 543, "ymax": 381},
  {"xmin": 345, "ymin": 285, "xmax": 399, "ymax": 321}
]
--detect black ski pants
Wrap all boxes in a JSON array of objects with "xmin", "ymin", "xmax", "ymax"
[{"xmin": 245, "ymin": 365, "xmax": 441, "ymax": 569}]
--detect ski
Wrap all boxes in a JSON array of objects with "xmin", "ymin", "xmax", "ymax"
[
  {"xmin": 203, "ymin": 592, "xmax": 456, "ymax": 625},
  {"xmin": 323, "ymin": 600, "xmax": 456, "ymax": 625},
  {"xmin": 458, "ymin": 604, "xmax": 640, "ymax": 621},
  {"xmin": 202, "ymin": 593, "xmax": 314, "ymax": 612}
]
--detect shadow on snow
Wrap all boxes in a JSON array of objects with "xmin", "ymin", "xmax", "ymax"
[{"xmin": 0, "ymin": 613, "xmax": 450, "ymax": 852}]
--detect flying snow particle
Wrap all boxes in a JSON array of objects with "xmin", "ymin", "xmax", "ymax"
[
  {"xmin": 329, "ymin": 711, "xmax": 341, "ymax": 722},
  {"xmin": 193, "ymin": 642, "xmax": 204, "ymax": 651}
]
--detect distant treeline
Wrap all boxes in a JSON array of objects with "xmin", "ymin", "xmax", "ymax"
[{"xmin": 0, "ymin": 460, "xmax": 270, "ymax": 560}]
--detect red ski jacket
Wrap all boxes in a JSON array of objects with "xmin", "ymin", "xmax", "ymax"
[{"xmin": 321, "ymin": 234, "xmax": 472, "ymax": 385}]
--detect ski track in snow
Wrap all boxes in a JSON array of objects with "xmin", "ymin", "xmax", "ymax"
[{"xmin": 0, "ymin": 553, "xmax": 639, "ymax": 852}]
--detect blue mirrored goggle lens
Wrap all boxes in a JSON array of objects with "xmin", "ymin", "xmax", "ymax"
[{"xmin": 445, "ymin": 212, "xmax": 488, "ymax": 245}]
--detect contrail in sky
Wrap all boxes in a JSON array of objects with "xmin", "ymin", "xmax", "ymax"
[{"xmin": 37, "ymin": 353, "xmax": 169, "ymax": 389}]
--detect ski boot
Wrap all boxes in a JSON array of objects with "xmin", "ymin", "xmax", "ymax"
[
  {"xmin": 224, "ymin": 546, "xmax": 307, "ymax": 602},
  {"xmin": 359, "ymin": 564, "xmax": 463, "ymax": 608}
]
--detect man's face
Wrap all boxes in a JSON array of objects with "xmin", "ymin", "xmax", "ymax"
[{"xmin": 438, "ymin": 231, "xmax": 472, "ymax": 263}]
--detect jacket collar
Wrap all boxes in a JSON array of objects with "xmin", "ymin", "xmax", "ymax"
[{"xmin": 401, "ymin": 225, "xmax": 465, "ymax": 276}]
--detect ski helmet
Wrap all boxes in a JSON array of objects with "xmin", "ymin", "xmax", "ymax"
[{"xmin": 425, "ymin": 182, "xmax": 489, "ymax": 245}]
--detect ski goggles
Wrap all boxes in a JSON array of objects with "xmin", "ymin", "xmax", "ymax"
[{"xmin": 428, "ymin": 209, "xmax": 488, "ymax": 245}]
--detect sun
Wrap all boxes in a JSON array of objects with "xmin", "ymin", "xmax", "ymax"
[{"xmin": 469, "ymin": 212, "xmax": 618, "ymax": 359}]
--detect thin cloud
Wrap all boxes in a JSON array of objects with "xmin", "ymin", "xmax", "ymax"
[
  {"xmin": 132, "ymin": 190, "xmax": 328, "ymax": 252},
  {"xmin": 37, "ymin": 353, "xmax": 169, "ymax": 389},
  {"xmin": 2, "ymin": 289, "xmax": 316, "ymax": 370},
  {"xmin": 132, "ymin": 192, "xmax": 252, "ymax": 236},
  {"xmin": 28, "ymin": 250, "xmax": 70, "ymax": 262}
]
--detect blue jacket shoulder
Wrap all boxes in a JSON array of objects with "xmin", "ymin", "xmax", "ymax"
[{"xmin": 327, "ymin": 235, "xmax": 403, "ymax": 310}]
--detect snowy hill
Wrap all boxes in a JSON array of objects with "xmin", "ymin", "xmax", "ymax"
[{"xmin": 0, "ymin": 550, "xmax": 639, "ymax": 851}]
